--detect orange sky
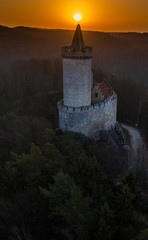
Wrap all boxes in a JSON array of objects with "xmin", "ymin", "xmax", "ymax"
[{"xmin": 0, "ymin": 0, "xmax": 148, "ymax": 32}]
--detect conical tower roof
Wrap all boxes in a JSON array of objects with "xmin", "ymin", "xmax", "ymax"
[
  {"xmin": 62, "ymin": 24, "xmax": 92, "ymax": 59},
  {"xmin": 71, "ymin": 24, "xmax": 85, "ymax": 51}
]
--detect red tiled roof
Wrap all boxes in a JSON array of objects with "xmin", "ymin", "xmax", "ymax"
[{"xmin": 99, "ymin": 81, "xmax": 111, "ymax": 99}]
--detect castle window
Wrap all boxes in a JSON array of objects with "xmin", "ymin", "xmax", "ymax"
[{"xmin": 95, "ymin": 93, "xmax": 98, "ymax": 98}]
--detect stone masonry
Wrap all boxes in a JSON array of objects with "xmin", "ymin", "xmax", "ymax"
[{"xmin": 58, "ymin": 24, "xmax": 117, "ymax": 140}]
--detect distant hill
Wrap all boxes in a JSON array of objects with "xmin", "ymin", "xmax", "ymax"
[{"xmin": 0, "ymin": 25, "xmax": 148, "ymax": 84}]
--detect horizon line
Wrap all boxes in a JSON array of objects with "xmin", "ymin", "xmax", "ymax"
[{"xmin": 0, "ymin": 24, "xmax": 148, "ymax": 34}]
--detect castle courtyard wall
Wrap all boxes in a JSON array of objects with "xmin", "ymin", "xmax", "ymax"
[{"xmin": 58, "ymin": 97, "xmax": 117, "ymax": 138}]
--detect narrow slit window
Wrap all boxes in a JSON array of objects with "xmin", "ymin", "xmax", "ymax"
[{"xmin": 95, "ymin": 93, "xmax": 98, "ymax": 98}]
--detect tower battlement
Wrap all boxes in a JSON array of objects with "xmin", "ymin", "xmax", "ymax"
[
  {"xmin": 58, "ymin": 96, "xmax": 115, "ymax": 113},
  {"xmin": 62, "ymin": 46, "xmax": 93, "ymax": 59}
]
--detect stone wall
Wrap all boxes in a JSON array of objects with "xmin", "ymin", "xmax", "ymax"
[
  {"xmin": 58, "ymin": 96, "xmax": 117, "ymax": 138},
  {"xmin": 91, "ymin": 85, "xmax": 104, "ymax": 104},
  {"xmin": 63, "ymin": 58, "xmax": 92, "ymax": 107}
]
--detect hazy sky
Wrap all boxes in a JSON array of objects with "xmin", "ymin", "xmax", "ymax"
[{"xmin": 0, "ymin": 0, "xmax": 148, "ymax": 32}]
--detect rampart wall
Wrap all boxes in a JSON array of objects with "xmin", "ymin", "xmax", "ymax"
[{"xmin": 58, "ymin": 96, "xmax": 117, "ymax": 137}]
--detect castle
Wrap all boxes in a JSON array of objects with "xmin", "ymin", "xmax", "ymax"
[{"xmin": 58, "ymin": 24, "xmax": 117, "ymax": 140}]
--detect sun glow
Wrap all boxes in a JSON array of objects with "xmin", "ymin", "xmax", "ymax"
[{"xmin": 74, "ymin": 14, "xmax": 82, "ymax": 22}]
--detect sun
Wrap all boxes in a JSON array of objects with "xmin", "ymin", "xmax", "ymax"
[{"xmin": 74, "ymin": 14, "xmax": 82, "ymax": 22}]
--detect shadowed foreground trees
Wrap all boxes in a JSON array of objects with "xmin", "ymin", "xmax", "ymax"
[{"xmin": 0, "ymin": 130, "xmax": 148, "ymax": 240}]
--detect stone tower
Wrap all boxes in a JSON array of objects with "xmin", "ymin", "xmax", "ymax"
[
  {"xmin": 62, "ymin": 24, "xmax": 93, "ymax": 107},
  {"xmin": 58, "ymin": 24, "xmax": 117, "ymax": 139}
]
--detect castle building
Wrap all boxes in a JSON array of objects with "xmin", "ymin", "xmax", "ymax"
[{"xmin": 58, "ymin": 24, "xmax": 117, "ymax": 139}]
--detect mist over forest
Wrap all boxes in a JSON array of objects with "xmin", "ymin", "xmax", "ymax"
[{"xmin": 0, "ymin": 25, "xmax": 148, "ymax": 84}]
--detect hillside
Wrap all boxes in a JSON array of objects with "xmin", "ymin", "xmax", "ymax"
[{"xmin": 0, "ymin": 25, "xmax": 148, "ymax": 84}]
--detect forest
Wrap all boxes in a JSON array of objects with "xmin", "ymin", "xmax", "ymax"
[{"xmin": 0, "ymin": 26, "xmax": 148, "ymax": 239}]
